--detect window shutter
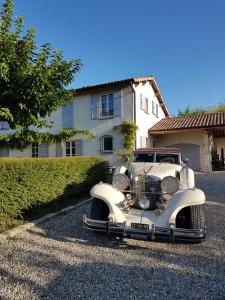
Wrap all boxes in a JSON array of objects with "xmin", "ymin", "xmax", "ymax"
[
  {"xmin": 0, "ymin": 146, "xmax": 9, "ymax": 157},
  {"xmin": 152, "ymin": 100, "xmax": 155, "ymax": 115},
  {"xmin": 140, "ymin": 136, "xmax": 147, "ymax": 148},
  {"xmin": 62, "ymin": 101, "xmax": 74, "ymax": 128},
  {"xmin": 75, "ymin": 140, "xmax": 83, "ymax": 156},
  {"xmin": 113, "ymin": 91, "xmax": 121, "ymax": 117},
  {"xmin": 156, "ymin": 103, "xmax": 159, "ymax": 117},
  {"xmin": 38, "ymin": 143, "xmax": 49, "ymax": 157},
  {"xmin": 140, "ymin": 94, "xmax": 144, "ymax": 110},
  {"xmin": 91, "ymin": 94, "xmax": 99, "ymax": 119}
]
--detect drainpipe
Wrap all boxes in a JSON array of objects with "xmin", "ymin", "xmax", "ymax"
[{"xmin": 130, "ymin": 83, "xmax": 137, "ymax": 149}]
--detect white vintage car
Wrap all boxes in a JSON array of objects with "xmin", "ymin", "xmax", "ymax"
[{"xmin": 83, "ymin": 148, "xmax": 206, "ymax": 242}]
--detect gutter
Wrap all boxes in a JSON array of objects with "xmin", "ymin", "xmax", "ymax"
[{"xmin": 130, "ymin": 82, "xmax": 137, "ymax": 149}]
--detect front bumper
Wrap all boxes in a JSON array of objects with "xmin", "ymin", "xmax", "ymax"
[{"xmin": 83, "ymin": 215, "xmax": 206, "ymax": 243}]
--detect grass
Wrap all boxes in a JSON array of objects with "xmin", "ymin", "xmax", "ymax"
[{"xmin": 0, "ymin": 217, "xmax": 24, "ymax": 233}]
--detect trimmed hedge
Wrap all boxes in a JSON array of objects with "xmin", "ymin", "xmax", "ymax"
[{"xmin": 0, "ymin": 157, "xmax": 109, "ymax": 218}]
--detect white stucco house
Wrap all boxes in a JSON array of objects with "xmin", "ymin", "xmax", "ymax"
[{"xmin": 0, "ymin": 76, "xmax": 169, "ymax": 166}]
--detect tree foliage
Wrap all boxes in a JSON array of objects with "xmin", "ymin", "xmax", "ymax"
[
  {"xmin": 178, "ymin": 100, "xmax": 225, "ymax": 116},
  {"xmin": 0, "ymin": 0, "xmax": 81, "ymax": 129},
  {"xmin": 0, "ymin": 127, "xmax": 94, "ymax": 149}
]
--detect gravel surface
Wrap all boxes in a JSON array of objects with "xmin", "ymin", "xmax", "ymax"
[{"xmin": 0, "ymin": 174, "xmax": 225, "ymax": 299}]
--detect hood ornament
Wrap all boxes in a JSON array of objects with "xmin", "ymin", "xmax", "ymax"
[{"xmin": 143, "ymin": 166, "xmax": 153, "ymax": 175}]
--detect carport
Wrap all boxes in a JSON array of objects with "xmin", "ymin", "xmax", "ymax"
[{"xmin": 149, "ymin": 112, "xmax": 225, "ymax": 172}]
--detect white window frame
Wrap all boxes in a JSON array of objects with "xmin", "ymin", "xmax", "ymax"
[
  {"xmin": 99, "ymin": 93, "xmax": 114, "ymax": 118},
  {"xmin": 32, "ymin": 143, "xmax": 39, "ymax": 158},
  {"xmin": 66, "ymin": 141, "xmax": 76, "ymax": 157},
  {"xmin": 100, "ymin": 135, "xmax": 113, "ymax": 153}
]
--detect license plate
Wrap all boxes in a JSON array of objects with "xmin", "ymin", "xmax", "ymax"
[{"xmin": 131, "ymin": 223, "xmax": 149, "ymax": 230}]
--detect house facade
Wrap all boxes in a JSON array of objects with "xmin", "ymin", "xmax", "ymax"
[
  {"xmin": 149, "ymin": 112, "xmax": 225, "ymax": 172},
  {"xmin": 0, "ymin": 76, "xmax": 168, "ymax": 166}
]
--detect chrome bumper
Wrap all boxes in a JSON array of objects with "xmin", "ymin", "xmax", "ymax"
[{"xmin": 83, "ymin": 215, "xmax": 206, "ymax": 243}]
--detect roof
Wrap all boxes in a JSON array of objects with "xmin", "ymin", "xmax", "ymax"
[
  {"xmin": 149, "ymin": 112, "xmax": 225, "ymax": 133},
  {"xmin": 134, "ymin": 148, "xmax": 181, "ymax": 153},
  {"xmin": 73, "ymin": 76, "xmax": 169, "ymax": 116}
]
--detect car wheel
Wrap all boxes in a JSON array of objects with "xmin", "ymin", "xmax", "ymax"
[
  {"xmin": 90, "ymin": 198, "xmax": 109, "ymax": 221},
  {"xmin": 189, "ymin": 205, "xmax": 205, "ymax": 229},
  {"xmin": 176, "ymin": 205, "xmax": 205, "ymax": 229}
]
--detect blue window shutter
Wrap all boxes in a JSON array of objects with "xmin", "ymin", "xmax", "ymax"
[
  {"xmin": 113, "ymin": 90, "xmax": 121, "ymax": 117},
  {"xmin": 91, "ymin": 94, "xmax": 99, "ymax": 119},
  {"xmin": 62, "ymin": 101, "xmax": 74, "ymax": 128}
]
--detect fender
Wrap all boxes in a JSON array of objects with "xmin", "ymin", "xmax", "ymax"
[
  {"xmin": 90, "ymin": 183, "xmax": 126, "ymax": 222},
  {"xmin": 167, "ymin": 188, "xmax": 206, "ymax": 226},
  {"xmin": 180, "ymin": 166, "xmax": 195, "ymax": 188}
]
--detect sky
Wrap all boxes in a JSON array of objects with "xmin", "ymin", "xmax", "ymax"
[{"xmin": 1, "ymin": 0, "xmax": 225, "ymax": 115}]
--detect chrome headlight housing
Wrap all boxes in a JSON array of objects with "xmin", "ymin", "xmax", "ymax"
[
  {"xmin": 161, "ymin": 176, "xmax": 179, "ymax": 194},
  {"xmin": 112, "ymin": 174, "xmax": 129, "ymax": 191},
  {"xmin": 139, "ymin": 198, "xmax": 150, "ymax": 210}
]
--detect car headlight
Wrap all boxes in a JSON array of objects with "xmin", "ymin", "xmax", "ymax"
[
  {"xmin": 161, "ymin": 176, "xmax": 179, "ymax": 194},
  {"xmin": 112, "ymin": 174, "xmax": 129, "ymax": 191},
  {"xmin": 139, "ymin": 198, "xmax": 150, "ymax": 209}
]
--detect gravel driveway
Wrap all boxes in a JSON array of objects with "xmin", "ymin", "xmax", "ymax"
[{"xmin": 0, "ymin": 173, "xmax": 225, "ymax": 299}]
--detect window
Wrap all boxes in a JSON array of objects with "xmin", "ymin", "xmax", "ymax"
[
  {"xmin": 32, "ymin": 143, "xmax": 38, "ymax": 157},
  {"xmin": 132, "ymin": 153, "xmax": 154, "ymax": 163},
  {"xmin": 156, "ymin": 154, "xmax": 179, "ymax": 164},
  {"xmin": 152, "ymin": 101, "xmax": 159, "ymax": 117},
  {"xmin": 66, "ymin": 141, "xmax": 76, "ymax": 156},
  {"xmin": 100, "ymin": 135, "xmax": 113, "ymax": 153},
  {"xmin": 140, "ymin": 94, "xmax": 149, "ymax": 113},
  {"xmin": 100, "ymin": 94, "xmax": 114, "ymax": 118}
]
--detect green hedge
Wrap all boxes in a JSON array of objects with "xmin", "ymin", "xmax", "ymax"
[{"xmin": 0, "ymin": 157, "xmax": 109, "ymax": 218}]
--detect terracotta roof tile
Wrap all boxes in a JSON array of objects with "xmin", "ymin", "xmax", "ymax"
[
  {"xmin": 73, "ymin": 76, "xmax": 169, "ymax": 116},
  {"xmin": 149, "ymin": 112, "xmax": 225, "ymax": 132}
]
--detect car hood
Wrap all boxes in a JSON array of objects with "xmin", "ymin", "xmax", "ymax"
[{"xmin": 129, "ymin": 162, "xmax": 182, "ymax": 179}]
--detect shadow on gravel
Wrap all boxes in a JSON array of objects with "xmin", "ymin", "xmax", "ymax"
[
  {"xmin": 2, "ymin": 199, "xmax": 225, "ymax": 299},
  {"xmin": 1, "ymin": 236, "xmax": 225, "ymax": 299}
]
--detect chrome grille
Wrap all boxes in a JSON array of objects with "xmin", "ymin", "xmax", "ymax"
[{"xmin": 133, "ymin": 175, "xmax": 161, "ymax": 210}]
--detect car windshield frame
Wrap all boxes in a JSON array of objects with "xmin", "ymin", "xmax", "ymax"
[{"xmin": 131, "ymin": 152, "xmax": 181, "ymax": 164}]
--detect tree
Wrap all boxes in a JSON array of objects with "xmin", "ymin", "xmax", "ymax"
[
  {"xmin": 0, "ymin": 0, "xmax": 81, "ymax": 129},
  {"xmin": 178, "ymin": 100, "xmax": 225, "ymax": 116}
]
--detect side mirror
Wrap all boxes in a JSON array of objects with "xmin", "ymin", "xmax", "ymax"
[{"xmin": 183, "ymin": 157, "xmax": 189, "ymax": 165}]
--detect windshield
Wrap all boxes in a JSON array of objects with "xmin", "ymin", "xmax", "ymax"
[
  {"xmin": 132, "ymin": 153, "xmax": 154, "ymax": 162},
  {"xmin": 131, "ymin": 152, "xmax": 180, "ymax": 164},
  {"xmin": 156, "ymin": 153, "xmax": 180, "ymax": 164}
]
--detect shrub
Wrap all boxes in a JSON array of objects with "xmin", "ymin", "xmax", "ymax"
[{"xmin": 0, "ymin": 157, "xmax": 109, "ymax": 218}]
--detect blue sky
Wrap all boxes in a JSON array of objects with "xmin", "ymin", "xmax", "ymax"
[{"xmin": 2, "ymin": 0, "xmax": 225, "ymax": 115}]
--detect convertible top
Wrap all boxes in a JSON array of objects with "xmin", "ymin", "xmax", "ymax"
[{"xmin": 134, "ymin": 148, "xmax": 181, "ymax": 154}]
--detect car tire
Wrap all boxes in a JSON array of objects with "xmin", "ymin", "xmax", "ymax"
[
  {"xmin": 90, "ymin": 198, "xmax": 109, "ymax": 221},
  {"xmin": 189, "ymin": 205, "xmax": 205, "ymax": 229},
  {"xmin": 176, "ymin": 205, "xmax": 205, "ymax": 229}
]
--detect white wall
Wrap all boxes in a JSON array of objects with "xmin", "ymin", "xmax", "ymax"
[
  {"xmin": 133, "ymin": 81, "xmax": 166, "ymax": 149},
  {"xmin": 9, "ymin": 145, "xmax": 31, "ymax": 157},
  {"xmin": 72, "ymin": 86, "xmax": 134, "ymax": 166}
]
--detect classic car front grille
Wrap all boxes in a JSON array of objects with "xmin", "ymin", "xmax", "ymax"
[{"xmin": 133, "ymin": 175, "xmax": 161, "ymax": 210}]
